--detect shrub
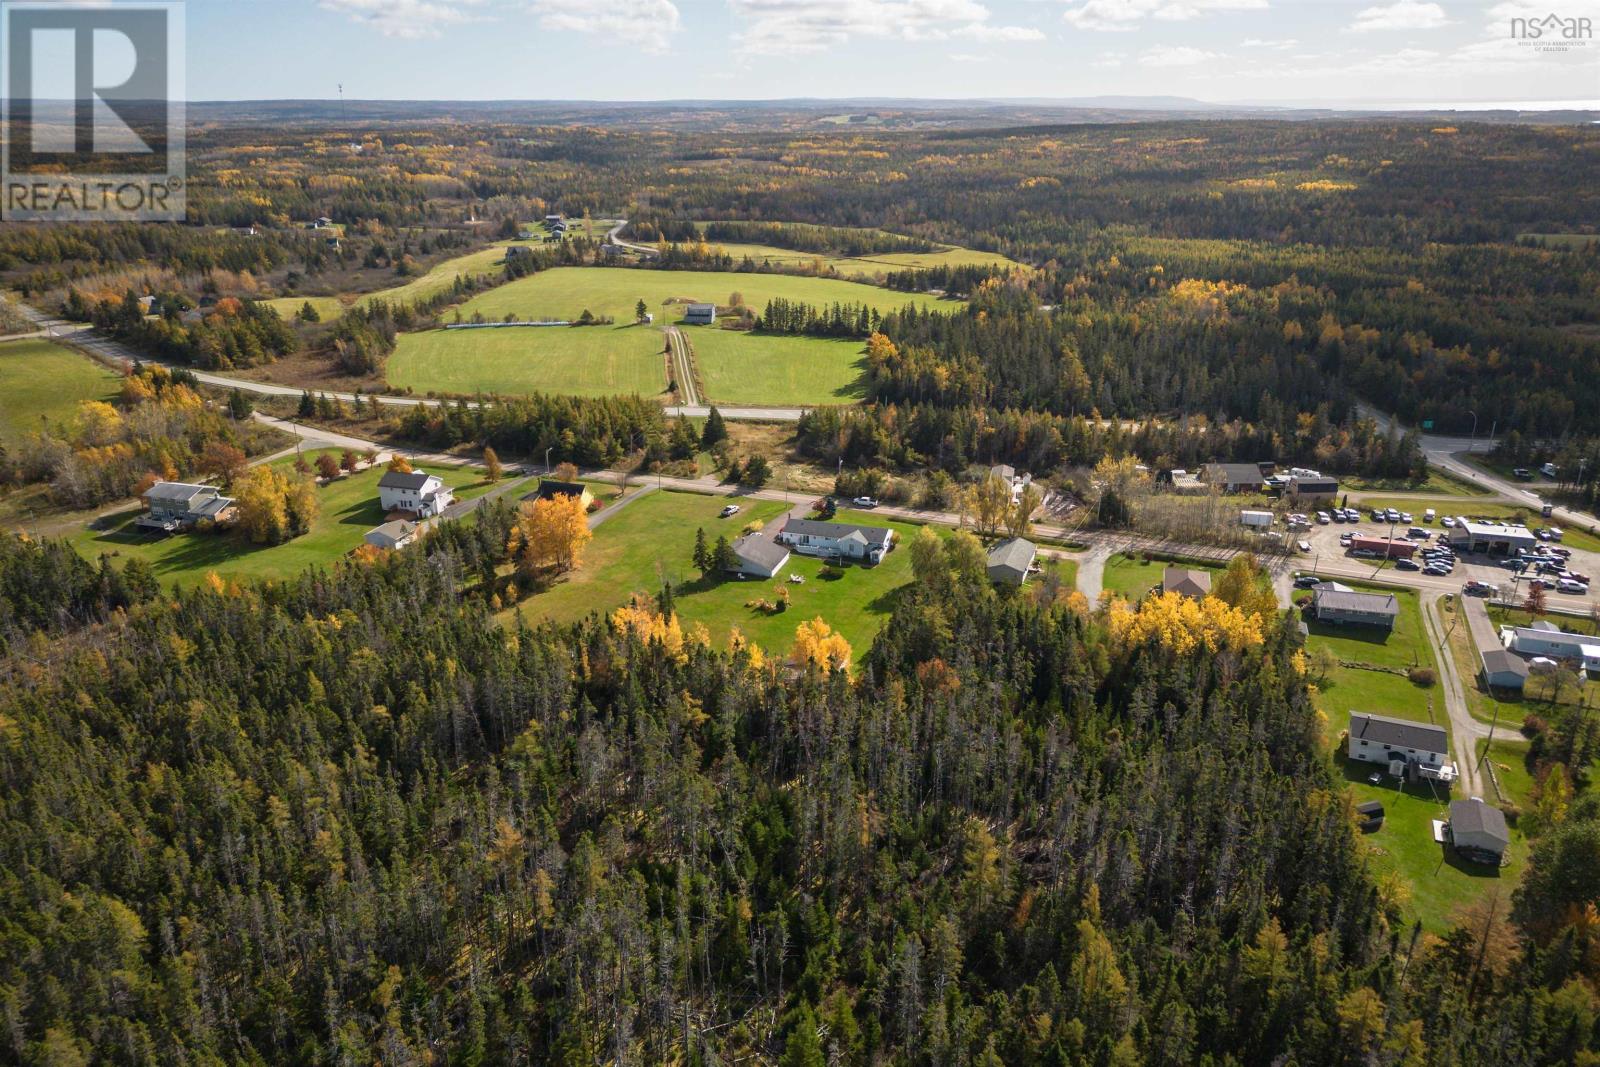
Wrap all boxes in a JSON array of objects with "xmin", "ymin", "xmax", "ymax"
[
  {"xmin": 819, "ymin": 565, "xmax": 845, "ymax": 581},
  {"xmin": 1407, "ymin": 666, "xmax": 1437, "ymax": 687},
  {"xmin": 1521, "ymin": 713, "xmax": 1548, "ymax": 738}
]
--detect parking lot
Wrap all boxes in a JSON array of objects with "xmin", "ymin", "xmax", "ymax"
[{"xmin": 1287, "ymin": 504, "xmax": 1600, "ymax": 613}]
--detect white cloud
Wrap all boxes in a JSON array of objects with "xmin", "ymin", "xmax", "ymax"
[
  {"xmin": 1349, "ymin": 1, "xmax": 1450, "ymax": 32},
  {"xmin": 320, "ymin": 0, "xmax": 486, "ymax": 39},
  {"xmin": 727, "ymin": 0, "xmax": 1041, "ymax": 55},
  {"xmin": 948, "ymin": 51, "xmax": 989, "ymax": 62},
  {"xmin": 1140, "ymin": 44, "xmax": 1220, "ymax": 67},
  {"xmin": 531, "ymin": 0, "xmax": 681, "ymax": 53},
  {"xmin": 1063, "ymin": 0, "xmax": 1267, "ymax": 32},
  {"xmin": 1240, "ymin": 37, "xmax": 1297, "ymax": 49}
]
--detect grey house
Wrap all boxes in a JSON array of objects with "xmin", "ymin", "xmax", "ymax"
[
  {"xmin": 1312, "ymin": 588, "xmax": 1399, "ymax": 630},
  {"xmin": 1448, "ymin": 798, "xmax": 1511, "ymax": 863},
  {"xmin": 364, "ymin": 520, "xmax": 418, "ymax": 551},
  {"xmin": 986, "ymin": 538, "xmax": 1037, "ymax": 585},
  {"xmin": 139, "ymin": 481, "xmax": 236, "ymax": 531},
  {"xmin": 684, "ymin": 303, "xmax": 717, "ymax": 325},
  {"xmin": 1479, "ymin": 648, "xmax": 1530, "ymax": 691}
]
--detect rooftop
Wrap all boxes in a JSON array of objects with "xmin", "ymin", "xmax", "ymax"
[
  {"xmin": 1480, "ymin": 649, "xmax": 1530, "ymax": 679},
  {"xmin": 1349, "ymin": 712, "xmax": 1448, "ymax": 754},
  {"xmin": 1204, "ymin": 462, "xmax": 1267, "ymax": 484},
  {"xmin": 1314, "ymin": 589, "xmax": 1399, "ymax": 616},
  {"xmin": 781, "ymin": 517, "xmax": 894, "ymax": 547},
  {"xmin": 733, "ymin": 533, "xmax": 790, "ymax": 571},
  {"xmin": 144, "ymin": 481, "xmax": 215, "ymax": 502},
  {"xmin": 1449, "ymin": 798, "xmax": 1511, "ymax": 846},
  {"xmin": 378, "ymin": 470, "xmax": 436, "ymax": 491},
  {"xmin": 1162, "ymin": 567, "xmax": 1212, "ymax": 598},
  {"xmin": 370, "ymin": 519, "xmax": 417, "ymax": 539},
  {"xmin": 987, "ymin": 537, "xmax": 1037, "ymax": 573}
]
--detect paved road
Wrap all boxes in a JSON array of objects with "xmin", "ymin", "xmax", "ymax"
[{"xmin": 604, "ymin": 219, "xmax": 660, "ymax": 258}]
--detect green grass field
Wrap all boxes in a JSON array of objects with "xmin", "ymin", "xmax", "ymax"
[
  {"xmin": 449, "ymin": 265, "xmax": 931, "ymax": 323},
  {"xmin": 1344, "ymin": 466, "xmax": 1490, "ymax": 496},
  {"xmin": 389, "ymin": 323, "xmax": 667, "ymax": 398},
  {"xmin": 696, "ymin": 237, "xmax": 1021, "ymax": 277},
  {"xmin": 1342, "ymin": 764, "xmax": 1526, "ymax": 933},
  {"xmin": 691, "ymin": 331, "xmax": 869, "ymax": 406},
  {"xmin": 509, "ymin": 492, "xmax": 946, "ymax": 656},
  {"xmin": 387, "ymin": 266, "xmax": 941, "ymax": 401},
  {"xmin": 69, "ymin": 451, "xmax": 496, "ymax": 588},
  {"xmin": 0, "ymin": 339, "xmax": 121, "ymax": 446}
]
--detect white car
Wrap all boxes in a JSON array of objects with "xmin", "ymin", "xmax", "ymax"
[
  {"xmin": 1441, "ymin": 516, "xmax": 1457, "ymax": 528},
  {"xmin": 719, "ymin": 504, "xmax": 741, "ymax": 517},
  {"xmin": 853, "ymin": 496, "xmax": 879, "ymax": 508},
  {"xmin": 1558, "ymin": 578, "xmax": 1588, "ymax": 594},
  {"xmin": 1316, "ymin": 511, "xmax": 1331, "ymax": 524}
]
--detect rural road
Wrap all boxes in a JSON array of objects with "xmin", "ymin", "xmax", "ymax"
[
  {"xmin": 604, "ymin": 219, "xmax": 660, "ymax": 258},
  {"xmin": 664, "ymin": 326, "xmax": 701, "ymax": 408},
  {"xmin": 1418, "ymin": 593, "xmax": 1490, "ymax": 798}
]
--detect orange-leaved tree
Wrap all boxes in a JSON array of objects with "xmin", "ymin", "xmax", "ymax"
[{"xmin": 792, "ymin": 616, "xmax": 852, "ymax": 672}]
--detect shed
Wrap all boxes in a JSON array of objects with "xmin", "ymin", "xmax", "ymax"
[
  {"xmin": 684, "ymin": 303, "xmax": 717, "ymax": 325},
  {"xmin": 1448, "ymin": 798, "xmax": 1511, "ymax": 862},
  {"xmin": 1479, "ymin": 648, "xmax": 1529, "ymax": 691},
  {"xmin": 365, "ymin": 519, "xmax": 418, "ymax": 551}
]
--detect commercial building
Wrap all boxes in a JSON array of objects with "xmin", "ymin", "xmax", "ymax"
[{"xmin": 1447, "ymin": 520, "xmax": 1539, "ymax": 555}]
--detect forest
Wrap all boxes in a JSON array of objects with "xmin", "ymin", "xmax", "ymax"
[{"xmin": 4, "ymin": 527, "xmax": 1600, "ymax": 1064}]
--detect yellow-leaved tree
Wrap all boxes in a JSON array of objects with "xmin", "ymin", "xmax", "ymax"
[
  {"xmin": 508, "ymin": 494, "xmax": 592, "ymax": 575},
  {"xmin": 234, "ymin": 465, "xmax": 319, "ymax": 545},
  {"xmin": 610, "ymin": 595, "xmax": 687, "ymax": 663},
  {"xmin": 1106, "ymin": 590, "xmax": 1264, "ymax": 656},
  {"xmin": 792, "ymin": 616, "xmax": 852, "ymax": 672}
]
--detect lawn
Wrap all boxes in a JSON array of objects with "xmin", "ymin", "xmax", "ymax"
[
  {"xmin": 691, "ymin": 331, "xmax": 869, "ymax": 407},
  {"xmin": 1296, "ymin": 583, "xmax": 1442, "ymax": 731},
  {"xmin": 1099, "ymin": 553, "xmax": 1224, "ymax": 601},
  {"xmin": 1343, "ymin": 466, "xmax": 1489, "ymax": 496},
  {"xmin": 1341, "ymin": 761, "xmax": 1527, "ymax": 933},
  {"xmin": 507, "ymin": 493, "xmax": 947, "ymax": 657},
  {"xmin": 69, "ymin": 451, "xmax": 497, "ymax": 588},
  {"xmin": 389, "ymin": 323, "xmax": 666, "ymax": 398},
  {"xmin": 0, "ymin": 339, "xmax": 121, "ymax": 446}
]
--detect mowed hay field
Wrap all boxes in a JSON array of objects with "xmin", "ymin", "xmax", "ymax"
[
  {"xmin": 691, "ymin": 331, "xmax": 869, "ymax": 406},
  {"xmin": 0, "ymin": 339, "xmax": 121, "ymax": 446},
  {"xmin": 388, "ymin": 267, "xmax": 941, "ymax": 402},
  {"xmin": 389, "ymin": 323, "xmax": 666, "ymax": 398}
]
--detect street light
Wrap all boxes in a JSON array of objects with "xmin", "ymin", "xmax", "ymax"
[
  {"xmin": 545, "ymin": 446, "xmax": 553, "ymax": 474},
  {"xmin": 1466, "ymin": 410, "xmax": 1478, "ymax": 454}
]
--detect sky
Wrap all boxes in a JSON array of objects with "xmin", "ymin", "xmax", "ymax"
[{"xmin": 178, "ymin": 0, "xmax": 1598, "ymax": 106}]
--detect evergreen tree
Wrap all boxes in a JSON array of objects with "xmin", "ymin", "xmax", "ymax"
[
  {"xmin": 701, "ymin": 407, "xmax": 727, "ymax": 448},
  {"xmin": 227, "ymin": 388, "xmax": 253, "ymax": 420},
  {"xmin": 692, "ymin": 527, "xmax": 710, "ymax": 576},
  {"xmin": 297, "ymin": 390, "xmax": 315, "ymax": 418}
]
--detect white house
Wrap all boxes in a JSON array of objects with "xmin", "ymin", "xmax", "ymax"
[
  {"xmin": 684, "ymin": 303, "xmax": 717, "ymax": 325},
  {"xmin": 364, "ymin": 520, "xmax": 418, "ymax": 551},
  {"xmin": 777, "ymin": 518, "xmax": 895, "ymax": 563},
  {"xmin": 1502, "ymin": 620, "xmax": 1600, "ymax": 673},
  {"xmin": 378, "ymin": 469, "xmax": 453, "ymax": 518},
  {"xmin": 1347, "ymin": 712, "xmax": 1455, "ymax": 782}
]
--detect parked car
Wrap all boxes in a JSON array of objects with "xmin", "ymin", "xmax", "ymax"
[
  {"xmin": 1394, "ymin": 558, "xmax": 1420, "ymax": 571},
  {"xmin": 1423, "ymin": 508, "xmax": 1436, "ymax": 522},
  {"xmin": 1441, "ymin": 516, "xmax": 1458, "ymax": 528},
  {"xmin": 1316, "ymin": 511, "xmax": 1331, "ymax": 525},
  {"xmin": 1400, "ymin": 512, "xmax": 1414, "ymax": 524},
  {"xmin": 1550, "ymin": 526, "xmax": 1564, "ymax": 541},
  {"xmin": 1297, "ymin": 539, "xmax": 1312, "ymax": 553},
  {"xmin": 1331, "ymin": 510, "xmax": 1347, "ymax": 523},
  {"xmin": 719, "ymin": 504, "xmax": 741, "ymax": 517},
  {"xmin": 1527, "ymin": 577, "xmax": 1556, "ymax": 591},
  {"xmin": 1423, "ymin": 564, "xmax": 1452, "ymax": 577},
  {"xmin": 1536, "ymin": 528, "xmax": 1552, "ymax": 541},
  {"xmin": 1385, "ymin": 508, "xmax": 1401, "ymax": 523},
  {"xmin": 1513, "ymin": 467, "xmax": 1533, "ymax": 480},
  {"xmin": 1557, "ymin": 578, "xmax": 1588, "ymax": 594},
  {"xmin": 1462, "ymin": 580, "xmax": 1494, "ymax": 596},
  {"xmin": 1351, "ymin": 548, "xmax": 1380, "ymax": 559},
  {"xmin": 1564, "ymin": 571, "xmax": 1590, "ymax": 584},
  {"xmin": 1552, "ymin": 547, "xmax": 1573, "ymax": 558},
  {"xmin": 1294, "ymin": 575, "xmax": 1322, "ymax": 589},
  {"xmin": 1407, "ymin": 527, "xmax": 1429, "ymax": 539},
  {"xmin": 852, "ymin": 496, "xmax": 879, "ymax": 508}
]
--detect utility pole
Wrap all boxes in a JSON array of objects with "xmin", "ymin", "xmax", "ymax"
[{"xmin": 1466, "ymin": 410, "xmax": 1478, "ymax": 454}]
